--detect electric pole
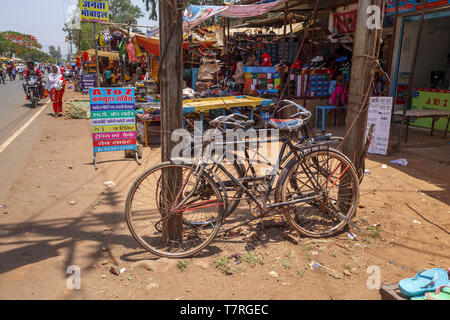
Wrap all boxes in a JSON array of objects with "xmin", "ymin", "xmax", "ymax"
[{"xmin": 343, "ymin": 0, "xmax": 380, "ymax": 170}]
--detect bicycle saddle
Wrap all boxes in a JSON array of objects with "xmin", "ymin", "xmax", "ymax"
[{"xmin": 268, "ymin": 118, "xmax": 303, "ymax": 131}]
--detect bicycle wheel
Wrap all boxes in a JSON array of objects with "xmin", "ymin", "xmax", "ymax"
[
  {"xmin": 208, "ymin": 163, "xmax": 244, "ymax": 217},
  {"xmin": 276, "ymin": 148, "xmax": 359, "ymax": 237},
  {"xmin": 125, "ymin": 162, "xmax": 225, "ymax": 258}
]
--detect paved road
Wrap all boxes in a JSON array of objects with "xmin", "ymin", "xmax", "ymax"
[{"xmin": 0, "ymin": 77, "xmax": 51, "ymax": 203}]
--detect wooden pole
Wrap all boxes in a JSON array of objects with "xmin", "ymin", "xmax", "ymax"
[
  {"xmin": 159, "ymin": 0, "xmax": 183, "ymax": 241},
  {"xmin": 280, "ymin": 3, "xmax": 288, "ymax": 94},
  {"xmin": 122, "ymin": 24, "xmax": 130, "ymax": 85},
  {"xmin": 275, "ymin": 0, "xmax": 319, "ymax": 111},
  {"xmin": 343, "ymin": 0, "xmax": 379, "ymax": 169},
  {"xmin": 386, "ymin": 0, "xmax": 400, "ymax": 78},
  {"xmin": 397, "ymin": 0, "xmax": 428, "ymax": 149},
  {"xmin": 94, "ymin": 22, "xmax": 99, "ymax": 87}
]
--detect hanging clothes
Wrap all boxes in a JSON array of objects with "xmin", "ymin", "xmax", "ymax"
[{"xmin": 126, "ymin": 42, "xmax": 136, "ymax": 63}]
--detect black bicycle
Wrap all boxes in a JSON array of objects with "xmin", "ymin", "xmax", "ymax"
[{"xmin": 125, "ymin": 101, "xmax": 360, "ymax": 258}]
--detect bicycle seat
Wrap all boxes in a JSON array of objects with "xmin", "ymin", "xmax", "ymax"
[{"xmin": 268, "ymin": 118, "xmax": 303, "ymax": 131}]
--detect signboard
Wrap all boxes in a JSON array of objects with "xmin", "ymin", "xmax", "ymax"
[
  {"xmin": 79, "ymin": 0, "xmax": 109, "ymax": 23},
  {"xmin": 386, "ymin": 0, "xmax": 450, "ymax": 15},
  {"xmin": 89, "ymin": 88, "xmax": 137, "ymax": 155},
  {"xmin": 411, "ymin": 88, "xmax": 450, "ymax": 131},
  {"xmin": 365, "ymin": 97, "xmax": 393, "ymax": 156},
  {"xmin": 81, "ymin": 74, "xmax": 96, "ymax": 94}
]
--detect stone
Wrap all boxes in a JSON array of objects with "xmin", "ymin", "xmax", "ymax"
[
  {"xmin": 269, "ymin": 270, "xmax": 279, "ymax": 278},
  {"xmin": 109, "ymin": 265, "xmax": 120, "ymax": 276},
  {"xmin": 101, "ymin": 260, "xmax": 108, "ymax": 265},
  {"xmin": 69, "ymin": 200, "xmax": 76, "ymax": 205},
  {"xmin": 132, "ymin": 258, "xmax": 177, "ymax": 273},
  {"xmin": 146, "ymin": 283, "xmax": 160, "ymax": 290},
  {"xmin": 343, "ymin": 270, "xmax": 351, "ymax": 277},
  {"xmin": 193, "ymin": 260, "xmax": 210, "ymax": 270}
]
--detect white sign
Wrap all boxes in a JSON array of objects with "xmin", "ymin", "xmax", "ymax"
[{"xmin": 365, "ymin": 97, "xmax": 393, "ymax": 156}]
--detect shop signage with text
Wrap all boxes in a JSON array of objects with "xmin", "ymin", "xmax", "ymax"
[{"xmin": 89, "ymin": 88, "xmax": 137, "ymax": 153}]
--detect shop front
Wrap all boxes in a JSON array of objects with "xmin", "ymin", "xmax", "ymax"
[{"xmin": 389, "ymin": 1, "xmax": 450, "ymax": 132}]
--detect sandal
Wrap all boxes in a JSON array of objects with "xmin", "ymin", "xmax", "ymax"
[{"xmin": 399, "ymin": 268, "xmax": 449, "ymax": 297}]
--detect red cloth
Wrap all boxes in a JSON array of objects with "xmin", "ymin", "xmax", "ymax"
[
  {"xmin": 50, "ymin": 75, "xmax": 66, "ymax": 113},
  {"xmin": 82, "ymin": 51, "xmax": 89, "ymax": 62},
  {"xmin": 50, "ymin": 88, "xmax": 64, "ymax": 113},
  {"xmin": 261, "ymin": 53, "xmax": 271, "ymax": 67},
  {"xmin": 24, "ymin": 68, "xmax": 43, "ymax": 78},
  {"xmin": 292, "ymin": 59, "xmax": 302, "ymax": 70}
]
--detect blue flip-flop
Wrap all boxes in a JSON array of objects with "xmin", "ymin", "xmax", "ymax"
[{"xmin": 399, "ymin": 268, "xmax": 449, "ymax": 297}]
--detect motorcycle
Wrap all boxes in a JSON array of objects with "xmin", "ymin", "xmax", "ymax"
[{"xmin": 24, "ymin": 76, "xmax": 43, "ymax": 108}]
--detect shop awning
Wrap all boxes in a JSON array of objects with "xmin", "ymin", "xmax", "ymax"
[
  {"xmin": 135, "ymin": 36, "xmax": 159, "ymax": 57},
  {"xmin": 86, "ymin": 49, "xmax": 119, "ymax": 59}
]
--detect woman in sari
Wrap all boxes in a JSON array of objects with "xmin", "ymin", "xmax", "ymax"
[{"xmin": 47, "ymin": 65, "xmax": 66, "ymax": 117}]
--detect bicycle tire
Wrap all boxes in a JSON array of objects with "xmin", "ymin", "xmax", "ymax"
[
  {"xmin": 276, "ymin": 148, "xmax": 360, "ymax": 238},
  {"xmin": 125, "ymin": 161, "xmax": 225, "ymax": 258}
]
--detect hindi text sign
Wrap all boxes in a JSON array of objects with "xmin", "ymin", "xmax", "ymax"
[
  {"xmin": 365, "ymin": 97, "xmax": 393, "ymax": 156},
  {"xmin": 89, "ymin": 88, "xmax": 136, "ymax": 154},
  {"xmin": 79, "ymin": 0, "xmax": 109, "ymax": 23}
]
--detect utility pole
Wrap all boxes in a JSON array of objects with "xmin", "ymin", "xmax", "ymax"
[
  {"xmin": 343, "ymin": 0, "xmax": 380, "ymax": 170},
  {"xmin": 159, "ymin": 0, "xmax": 184, "ymax": 241},
  {"xmin": 94, "ymin": 22, "xmax": 99, "ymax": 87}
]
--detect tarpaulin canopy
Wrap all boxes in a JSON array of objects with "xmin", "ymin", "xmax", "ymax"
[
  {"xmin": 135, "ymin": 36, "xmax": 159, "ymax": 56},
  {"xmin": 148, "ymin": 0, "xmax": 288, "ymax": 36}
]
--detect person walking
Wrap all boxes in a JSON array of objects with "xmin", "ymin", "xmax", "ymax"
[
  {"xmin": 47, "ymin": 65, "xmax": 66, "ymax": 117},
  {"xmin": 104, "ymin": 67, "xmax": 112, "ymax": 86},
  {"xmin": 17, "ymin": 64, "xmax": 24, "ymax": 80},
  {"xmin": 233, "ymin": 55, "xmax": 245, "ymax": 93},
  {"xmin": 11, "ymin": 65, "xmax": 16, "ymax": 81},
  {"xmin": 6, "ymin": 63, "xmax": 13, "ymax": 81},
  {"xmin": 0, "ymin": 63, "xmax": 5, "ymax": 84}
]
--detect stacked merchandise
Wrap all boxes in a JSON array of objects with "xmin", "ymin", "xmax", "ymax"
[
  {"xmin": 243, "ymin": 66, "xmax": 280, "ymax": 95},
  {"xmin": 280, "ymin": 36, "xmax": 299, "ymax": 65},
  {"xmin": 296, "ymin": 69, "xmax": 334, "ymax": 98}
]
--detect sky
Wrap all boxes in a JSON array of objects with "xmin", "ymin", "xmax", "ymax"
[{"xmin": 0, "ymin": 0, "xmax": 158, "ymax": 57}]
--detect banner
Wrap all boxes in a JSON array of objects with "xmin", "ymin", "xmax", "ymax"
[
  {"xmin": 386, "ymin": 0, "xmax": 450, "ymax": 15},
  {"xmin": 126, "ymin": 42, "xmax": 136, "ymax": 63},
  {"xmin": 411, "ymin": 88, "xmax": 450, "ymax": 131},
  {"xmin": 79, "ymin": 0, "xmax": 109, "ymax": 23},
  {"xmin": 81, "ymin": 74, "xmax": 96, "ymax": 94},
  {"xmin": 89, "ymin": 88, "xmax": 137, "ymax": 153},
  {"xmin": 365, "ymin": 97, "xmax": 393, "ymax": 156}
]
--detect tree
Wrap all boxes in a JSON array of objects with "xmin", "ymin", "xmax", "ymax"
[
  {"xmin": 0, "ymin": 31, "xmax": 53, "ymax": 62},
  {"xmin": 110, "ymin": 0, "xmax": 144, "ymax": 31},
  {"xmin": 48, "ymin": 45, "xmax": 62, "ymax": 62}
]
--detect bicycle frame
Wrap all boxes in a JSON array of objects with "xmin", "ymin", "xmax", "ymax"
[{"xmin": 185, "ymin": 132, "xmax": 334, "ymax": 215}]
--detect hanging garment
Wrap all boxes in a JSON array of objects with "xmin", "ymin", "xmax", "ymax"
[
  {"xmin": 127, "ymin": 42, "xmax": 137, "ymax": 62},
  {"xmin": 133, "ymin": 38, "xmax": 143, "ymax": 58},
  {"xmin": 119, "ymin": 39, "xmax": 127, "ymax": 57}
]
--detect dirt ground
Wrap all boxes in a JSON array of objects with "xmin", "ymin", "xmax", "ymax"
[{"xmin": 0, "ymin": 87, "xmax": 448, "ymax": 300}]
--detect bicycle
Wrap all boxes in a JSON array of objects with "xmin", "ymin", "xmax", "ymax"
[{"xmin": 125, "ymin": 101, "xmax": 361, "ymax": 258}]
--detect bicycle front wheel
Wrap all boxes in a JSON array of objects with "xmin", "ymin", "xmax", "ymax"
[
  {"xmin": 125, "ymin": 162, "xmax": 225, "ymax": 258},
  {"xmin": 277, "ymin": 148, "xmax": 359, "ymax": 237}
]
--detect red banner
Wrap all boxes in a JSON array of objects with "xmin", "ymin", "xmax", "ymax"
[{"xmin": 126, "ymin": 42, "xmax": 136, "ymax": 63}]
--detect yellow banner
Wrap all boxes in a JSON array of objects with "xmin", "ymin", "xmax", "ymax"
[
  {"xmin": 79, "ymin": 0, "xmax": 109, "ymax": 23},
  {"xmin": 92, "ymin": 124, "xmax": 136, "ymax": 133}
]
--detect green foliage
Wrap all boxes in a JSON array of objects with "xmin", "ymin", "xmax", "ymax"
[
  {"xmin": 242, "ymin": 251, "xmax": 264, "ymax": 266},
  {"xmin": 215, "ymin": 256, "xmax": 232, "ymax": 275},
  {"xmin": 177, "ymin": 260, "xmax": 190, "ymax": 271},
  {"xmin": 0, "ymin": 31, "xmax": 53, "ymax": 62}
]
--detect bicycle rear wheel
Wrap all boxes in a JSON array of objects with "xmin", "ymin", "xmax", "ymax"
[
  {"xmin": 125, "ymin": 162, "xmax": 225, "ymax": 258},
  {"xmin": 277, "ymin": 148, "xmax": 359, "ymax": 237}
]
